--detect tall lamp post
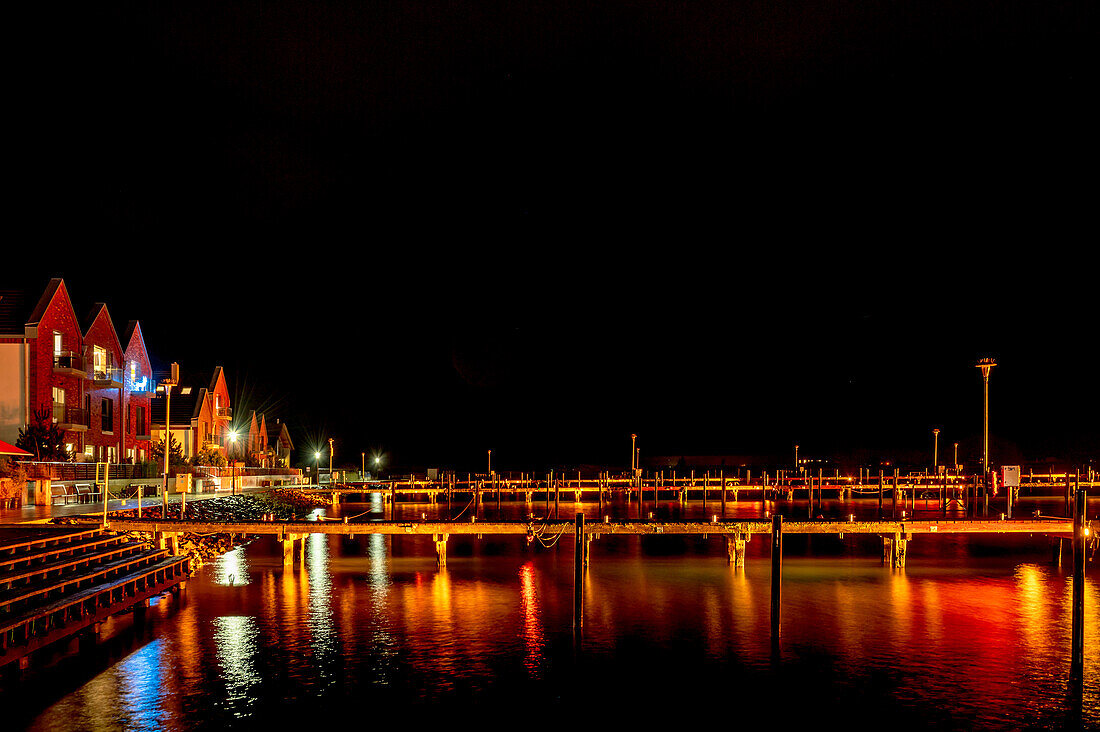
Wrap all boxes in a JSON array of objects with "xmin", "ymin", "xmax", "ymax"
[
  {"xmin": 361, "ymin": 452, "xmax": 365, "ymax": 479},
  {"xmin": 976, "ymin": 358, "xmax": 996, "ymax": 475},
  {"xmin": 328, "ymin": 438, "xmax": 334, "ymax": 480},
  {"xmin": 954, "ymin": 442, "xmax": 959, "ymax": 470},
  {"xmin": 315, "ymin": 451, "xmax": 321, "ymax": 486},
  {"xmin": 227, "ymin": 430, "xmax": 238, "ymax": 494},
  {"xmin": 631, "ymin": 434, "xmax": 637, "ymax": 474},
  {"xmin": 160, "ymin": 362, "xmax": 178, "ymax": 515},
  {"xmin": 932, "ymin": 428, "xmax": 940, "ymax": 469},
  {"xmin": 488, "ymin": 449, "xmax": 492, "ymax": 477}
]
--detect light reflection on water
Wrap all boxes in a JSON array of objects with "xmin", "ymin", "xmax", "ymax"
[{"xmin": 13, "ymin": 497, "xmax": 1100, "ymax": 730}]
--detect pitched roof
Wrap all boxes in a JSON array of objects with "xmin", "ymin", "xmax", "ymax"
[
  {"xmin": 83, "ymin": 303, "xmax": 124, "ymax": 356},
  {"xmin": 25, "ymin": 278, "xmax": 65, "ymax": 328}
]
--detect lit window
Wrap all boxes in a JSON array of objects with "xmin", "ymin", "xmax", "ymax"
[
  {"xmin": 93, "ymin": 346, "xmax": 107, "ymax": 377},
  {"xmin": 53, "ymin": 332, "xmax": 62, "ymax": 356},
  {"xmin": 130, "ymin": 361, "xmax": 137, "ymax": 381}
]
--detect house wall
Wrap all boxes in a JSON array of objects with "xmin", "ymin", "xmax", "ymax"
[
  {"xmin": 30, "ymin": 284, "xmax": 86, "ymax": 453},
  {"xmin": 0, "ymin": 342, "xmax": 26, "ymax": 444}
]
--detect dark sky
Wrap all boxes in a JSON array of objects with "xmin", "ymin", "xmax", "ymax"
[{"xmin": 6, "ymin": 0, "xmax": 1095, "ymax": 471}]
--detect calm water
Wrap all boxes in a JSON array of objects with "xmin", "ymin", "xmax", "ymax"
[{"xmin": 6, "ymin": 495, "xmax": 1098, "ymax": 730}]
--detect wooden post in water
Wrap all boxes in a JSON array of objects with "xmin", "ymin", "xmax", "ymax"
[
  {"xmin": 1071, "ymin": 486, "xmax": 1086, "ymax": 682},
  {"xmin": 555, "ymin": 474, "xmax": 560, "ymax": 517},
  {"xmin": 892, "ymin": 470, "xmax": 898, "ymax": 519},
  {"xmin": 573, "ymin": 513, "xmax": 585, "ymax": 629},
  {"xmin": 1065, "ymin": 473, "xmax": 1072, "ymax": 516},
  {"xmin": 771, "ymin": 514, "xmax": 783, "ymax": 639},
  {"xmin": 878, "ymin": 471, "xmax": 884, "ymax": 517}
]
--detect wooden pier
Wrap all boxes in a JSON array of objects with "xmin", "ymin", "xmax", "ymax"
[{"xmin": 0, "ymin": 526, "xmax": 190, "ymax": 672}]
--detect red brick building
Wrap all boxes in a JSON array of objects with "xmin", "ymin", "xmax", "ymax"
[
  {"xmin": 0, "ymin": 279, "xmax": 89, "ymax": 454},
  {"xmin": 122, "ymin": 321, "xmax": 154, "ymax": 463},
  {"xmin": 82, "ymin": 304, "xmax": 125, "ymax": 463}
]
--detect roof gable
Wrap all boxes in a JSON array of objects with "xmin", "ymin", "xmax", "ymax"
[{"xmin": 83, "ymin": 303, "xmax": 124, "ymax": 358}]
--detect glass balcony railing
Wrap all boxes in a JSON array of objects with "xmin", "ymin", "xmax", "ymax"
[
  {"xmin": 53, "ymin": 351, "xmax": 85, "ymax": 373},
  {"xmin": 52, "ymin": 405, "xmax": 89, "ymax": 429},
  {"xmin": 91, "ymin": 367, "xmax": 124, "ymax": 385}
]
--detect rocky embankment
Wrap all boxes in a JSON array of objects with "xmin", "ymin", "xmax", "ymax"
[{"xmin": 53, "ymin": 490, "xmax": 331, "ymax": 572}]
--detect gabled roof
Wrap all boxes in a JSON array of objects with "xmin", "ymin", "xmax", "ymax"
[
  {"xmin": 83, "ymin": 303, "xmax": 124, "ymax": 356},
  {"xmin": 209, "ymin": 366, "xmax": 226, "ymax": 394},
  {"xmin": 271, "ymin": 419, "xmax": 293, "ymax": 450},
  {"xmin": 122, "ymin": 320, "xmax": 150, "ymax": 362},
  {"xmin": 25, "ymin": 278, "xmax": 66, "ymax": 327}
]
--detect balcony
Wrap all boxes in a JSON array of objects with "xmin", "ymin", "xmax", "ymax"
[
  {"xmin": 90, "ymin": 367, "xmax": 124, "ymax": 389},
  {"xmin": 52, "ymin": 351, "xmax": 85, "ymax": 377},
  {"xmin": 216, "ymin": 407, "xmax": 232, "ymax": 419},
  {"xmin": 52, "ymin": 405, "xmax": 89, "ymax": 432}
]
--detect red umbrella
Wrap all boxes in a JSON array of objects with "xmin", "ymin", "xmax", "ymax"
[{"xmin": 0, "ymin": 439, "xmax": 31, "ymax": 457}]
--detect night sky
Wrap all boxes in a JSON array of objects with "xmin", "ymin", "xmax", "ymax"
[{"xmin": 6, "ymin": 0, "xmax": 1095, "ymax": 471}]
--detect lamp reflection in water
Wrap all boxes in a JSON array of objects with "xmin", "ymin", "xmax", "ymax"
[
  {"xmin": 214, "ymin": 616, "xmax": 261, "ymax": 714},
  {"xmin": 308, "ymin": 532, "xmax": 337, "ymax": 671},
  {"xmin": 214, "ymin": 547, "xmax": 251, "ymax": 586},
  {"xmin": 519, "ymin": 562, "xmax": 544, "ymax": 676},
  {"xmin": 116, "ymin": 638, "xmax": 169, "ymax": 730}
]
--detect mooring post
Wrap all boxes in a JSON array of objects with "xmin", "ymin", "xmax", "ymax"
[
  {"xmin": 574, "ymin": 513, "xmax": 585, "ymax": 629},
  {"xmin": 878, "ymin": 470, "xmax": 884, "ymax": 517},
  {"xmin": 771, "ymin": 514, "xmax": 783, "ymax": 639},
  {"xmin": 726, "ymin": 533, "xmax": 748, "ymax": 568},
  {"xmin": 555, "ymin": 475, "xmax": 560, "ymax": 517},
  {"xmin": 894, "ymin": 532, "xmax": 907, "ymax": 569},
  {"xmin": 434, "ymin": 533, "xmax": 448, "ymax": 568},
  {"xmin": 1071, "ymin": 486, "xmax": 1086, "ymax": 682}
]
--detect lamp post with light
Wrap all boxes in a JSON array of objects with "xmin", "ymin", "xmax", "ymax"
[
  {"xmin": 932, "ymin": 428, "xmax": 940, "ymax": 469},
  {"xmin": 361, "ymin": 452, "xmax": 365, "ymax": 480},
  {"xmin": 315, "ymin": 451, "xmax": 321, "ymax": 486},
  {"xmin": 954, "ymin": 442, "xmax": 959, "ymax": 471},
  {"xmin": 328, "ymin": 438, "xmax": 334, "ymax": 482},
  {"xmin": 228, "ymin": 430, "xmax": 238, "ymax": 494},
  {"xmin": 976, "ymin": 358, "xmax": 996, "ymax": 476}
]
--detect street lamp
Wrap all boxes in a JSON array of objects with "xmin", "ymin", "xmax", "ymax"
[
  {"xmin": 361, "ymin": 452, "xmax": 365, "ymax": 479},
  {"xmin": 228, "ymin": 430, "xmax": 238, "ymax": 494},
  {"xmin": 328, "ymin": 438, "xmax": 334, "ymax": 479},
  {"xmin": 488, "ymin": 449, "xmax": 492, "ymax": 477},
  {"xmin": 976, "ymin": 358, "xmax": 996, "ymax": 475},
  {"xmin": 315, "ymin": 450, "xmax": 321, "ymax": 486},
  {"xmin": 631, "ymin": 434, "xmax": 637, "ymax": 473},
  {"xmin": 794, "ymin": 444, "xmax": 799, "ymax": 470},
  {"xmin": 932, "ymin": 428, "xmax": 940, "ymax": 469}
]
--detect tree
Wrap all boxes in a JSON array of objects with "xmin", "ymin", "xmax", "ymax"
[
  {"xmin": 191, "ymin": 447, "xmax": 227, "ymax": 468},
  {"xmin": 151, "ymin": 434, "xmax": 187, "ymax": 468},
  {"xmin": 15, "ymin": 409, "xmax": 72, "ymax": 462}
]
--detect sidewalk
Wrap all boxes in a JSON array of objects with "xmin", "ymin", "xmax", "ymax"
[{"xmin": 0, "ymin": 489, "xmax": 260, "ymax": 524}]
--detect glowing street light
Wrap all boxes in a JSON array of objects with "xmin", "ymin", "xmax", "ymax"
[
  {"xmin": 227, "ymin": 430, "xmax": 239, "ymax": 494},
  {"xmin": 315, "ymin": 450, "xmax": 321, "ymax": 486},
  {"xmin": 328, "ymin": 438, "xmax": 334, "ymax": 477},
  {"xmin": 932, "ymin": 428, "xmax": 940, "ymax": 468},
  {"xmin": 976, "ymin": 358, "xmax": 996, "ymax": 475}
]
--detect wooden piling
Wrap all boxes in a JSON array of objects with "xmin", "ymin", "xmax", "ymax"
[
  {"xmin": 1071, "ymin": 486, "xmax": 1086, "ymax": 681},
  {"xmin": 574, "ymin": 513, "xmax": 585, "ymax": 629},
  {"xmin": 771, "ymin": 514, "xmax": 782, "ymax": 639},
  {"xmin": 878, "ymin": 471, "xmax": 884, "ymax": 516}
]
